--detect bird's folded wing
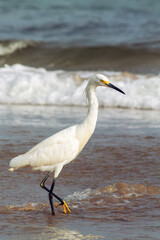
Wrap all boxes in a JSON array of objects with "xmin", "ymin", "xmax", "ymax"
[{"xmin": 29, "ymin": 137, "xmax": 79, "ymax": 168}]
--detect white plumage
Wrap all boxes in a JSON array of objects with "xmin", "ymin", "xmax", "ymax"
[
  {"xmin": 10, "ymin": 126, "xmax": 79, "ymax": 177},
  {"xmin": 9, "ymin": 73, "xmax": 125, "ymax": 215}
]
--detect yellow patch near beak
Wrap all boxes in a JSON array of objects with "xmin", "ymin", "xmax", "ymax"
[{"xmin": 100, "ymin": 79, "xmax": 110, "ymax": 85}]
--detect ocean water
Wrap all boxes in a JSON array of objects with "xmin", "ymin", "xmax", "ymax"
[
  {"xmin": 1, "ymin": 0, "xmax": 160, "ymax": 72},
  {"xmin": 1, "ymin": 0, "xmax": 160, "ymax": 48},
  {"xmin": 0, "ymin": 0, "xmax": 160, "ymax": 239}
]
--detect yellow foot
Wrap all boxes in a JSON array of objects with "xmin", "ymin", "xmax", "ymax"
[{"xmin": 56, "ymin": 200, "xmax": 71, "ymax": 214}]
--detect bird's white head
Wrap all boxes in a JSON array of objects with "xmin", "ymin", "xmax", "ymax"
[{"xmin": 89, "ymin": 73, "xmax": 125, "ymax": 94}]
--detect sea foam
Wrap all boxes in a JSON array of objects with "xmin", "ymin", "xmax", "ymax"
[{"xmin": 0, "ymin": 64, "xmax": 160, "ymax": 110}]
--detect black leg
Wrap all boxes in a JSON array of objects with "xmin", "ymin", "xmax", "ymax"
[
  {"xmin": 40, "ymin": 172, "xmax": 62, "ymax": 202},
  {"xmin": 48, "ymin": 179, "xmax": 55, "ymax": 215},
  {"xmin": 40, "ymin": 171, "xmax": 56, "ymax": 215},
  {"xmin": 40, "ymin": 171, "xmax": 71, "ymax": 215},
  {"xmin": 40, "ymin": 171, "xmax": 51, "ymax": 191}
]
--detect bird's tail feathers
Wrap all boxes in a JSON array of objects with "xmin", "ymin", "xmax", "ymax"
[{"xmin": 9, "ymin": 154, "xmax": 30, "ymax": 171}]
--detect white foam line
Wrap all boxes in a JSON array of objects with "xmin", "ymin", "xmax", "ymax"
[{"xmin": 0, "ymin": 64, "xmax": 159, "ymax": 109}]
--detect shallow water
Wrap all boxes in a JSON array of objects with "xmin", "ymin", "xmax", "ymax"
[{"xmin": 0, "ymin": 105, "xmax": 160, "ymax": 240}]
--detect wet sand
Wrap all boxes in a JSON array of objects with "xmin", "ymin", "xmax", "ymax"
[{"xmin": 0, "ymin": 105, "xmax": 160, "ymax": 240}]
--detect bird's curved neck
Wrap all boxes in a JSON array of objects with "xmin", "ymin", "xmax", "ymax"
[
  {"xmin": 76, "ymin": 83, "xmax": 98, "ymax": 154},
  {"xmin": 78, "ymin": 84, "xmax": 98, "ymax": 137},
  {"xmin": 85, "ymin": 84, "xmax": 98, "ymax": 124}
]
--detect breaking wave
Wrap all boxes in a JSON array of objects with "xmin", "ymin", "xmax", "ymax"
[
  {"xmin": 0, "ymin": 40, "xmax": 36, "ymax": 56},
  {"xmin": 0, "ymin": 64, "xmax": 160, "ymax": 110}
]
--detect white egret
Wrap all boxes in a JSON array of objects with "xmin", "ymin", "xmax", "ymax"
[{"xmin": 9, "ymin": 74, "xmax": 125, "ymax": 215}]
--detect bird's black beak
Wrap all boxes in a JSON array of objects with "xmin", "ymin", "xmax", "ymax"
[{"xmin": 108, "ymin": 83, "xmax": 125, "ymax": 94}]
